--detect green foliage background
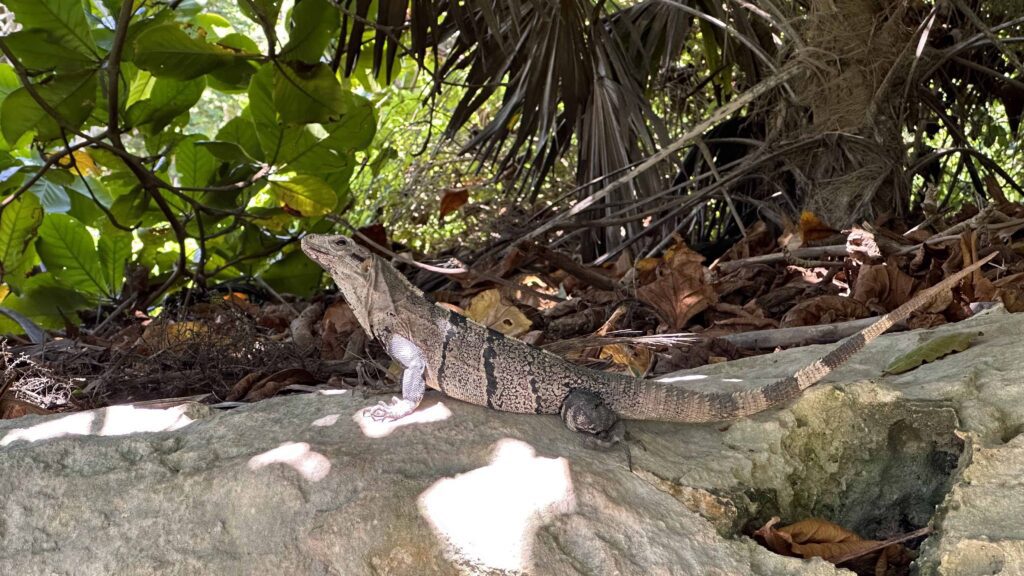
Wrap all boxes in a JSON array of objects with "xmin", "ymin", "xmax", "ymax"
[{"xmin": 0, "ymin": 0, "xmax": 379, "ymax": 333}]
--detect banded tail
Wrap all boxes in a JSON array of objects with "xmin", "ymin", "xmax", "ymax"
[{"xmin": 608, "ymin": 252, "xmax": 997, "ymax": 423}]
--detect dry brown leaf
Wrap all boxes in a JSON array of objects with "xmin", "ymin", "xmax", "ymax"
[
  {"xmin": 355, "ymin": 224, "xmax": 389, "ymax": 251},
  {"xmin": 599, "ymin": 344, "xmax": 653, "ymax": 375},
  {"xmin": 847, "ymin": 227, "xmax": 883, "ymax": 260},
  {"xmin": 320, "ymin": 300, "xmax": 360, "ymax": 360},
  {"xmin": 781, "ymin": 294, "xmax": 872, "ymax": 328},
  {"xmin": 0, "ymin": 391, "xmax": 50, "ymax": 419},
  {"xmin": 439, "ymin": 188, "xmax": 469, "ymax": 219},
  {"xmin": 994, "ymin": 272, "xmax": 1024, "ymax": 312},
  {"xmin": 637, "ymin": 242, "xmax": 717, "ymax": 331},
  {"xmin": 852, "ymin": 263, "xmax": 916, "ymax": 313},
  {"xmin": 229, "ymin": 368, "xmax": 319, "ymax": 402},
  {"xmin": 754, "ymin": 517, "xmax": 916, "ymax": 576},
  {"xmin": 466, "ymin": 289, "xmax": 532, "ymax": 337}
]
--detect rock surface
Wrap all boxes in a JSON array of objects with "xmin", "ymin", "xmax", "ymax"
[{"xmin": 0, "ymin": 308, "xmax": 1021, "ymax": 575}]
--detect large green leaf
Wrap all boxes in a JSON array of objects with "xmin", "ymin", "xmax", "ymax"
[
  {"xmin": 208, "ymin": 33, "xmax": 261, "ymax": 90},
  {"xmin": 281, "ymin": 0, "xmax": 339, "ymax": 64},
  {"xmin": 3, "ymin": 29, "xmax": 98, "ymax": 71},
  {"xmin": 267, "ymin": 174, "xmax": 337, "ymax": 217},
  {"xmin": 0, "ymin": 306, "xmax": 47, "ymax": 342},
  {"xmin": 260, "ymin": 249, "xmax": 323, "ymax": 297},
  {"xmin": 318, "ymin": 92, "xmax": 377, "ymax": 152},
  {"xmin": 0, "ymin": 65, "xmax": 21, "ymax": 99},
  {"xmin": 4, "ymin": 0, "xmax": 100, "ymax": 60},
  {"xmin": 36, "ymin": 213, "xmax": 108, "ymax": 296},
  {"xmin": 239, "ymin": 0, "xmax": 283, "ymax": 33},
  {"xmin": 133, "ymin": 24, "xmax": 240, "ymax": 80},
  {"xmin": 273, "ymin": 62, "xmax": 346, "ymax": 125},
  {"xmin": 0, "ymin": 274, "xmax": 89, "ymax": 331},
  {"xmin": 29, "ymin": 177, "xmax": 72, "ymax": 213},
  {"xmin": 0, "ymin": 70, "xmax": 98, "ymax": 143},
  {"xmin": 248, "ymin": 65, "xmax": 368, "ymax": 171},
  {"xmin": 0, "ymin": 193, "xmax": 44, "ymax": 283},
  {"xmin": 174, "ymin": 137, "xmax": 218, "ymax": 188},
  {"xmin": 217, "ymin": 112, "xmax": 265, "ymax": 161},
  {"xmin": 98, "ymin": 231, "xmax": 131, "ymax": 297},
  {"xmin": 125, "ymin": 76, "xmax": 206, "ymax": 132}
]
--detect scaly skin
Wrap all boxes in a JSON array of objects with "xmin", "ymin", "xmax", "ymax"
[{"xmin": 302, "ymin": 234, "xmax": 995, "ymax": 442}]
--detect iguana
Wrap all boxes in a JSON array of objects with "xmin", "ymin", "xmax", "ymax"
[{"xmin": 302, "ymin": 234, "xmax": 995, "ymax": 443}]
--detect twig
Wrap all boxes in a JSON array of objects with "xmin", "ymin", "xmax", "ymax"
[
  {"xmin": 833, "ymin": 527, "xmax": 932, "ymax": 566},
  {"xmin": 713, "ymin": 246, "xmax": 850, "ymax": 273}
]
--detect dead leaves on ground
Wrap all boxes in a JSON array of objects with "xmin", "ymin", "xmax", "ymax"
[
  {"xmin": 754, "ymin": 517, "xmax": 921, "ymax": 576},
  {"xmin": 637, "ymin": 241, "xmax": 718, "ymax": 331}
]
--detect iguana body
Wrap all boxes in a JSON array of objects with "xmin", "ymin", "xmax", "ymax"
[{"xmin": 302, "ymin": 234, "xmax": 994, "ymax": 441}]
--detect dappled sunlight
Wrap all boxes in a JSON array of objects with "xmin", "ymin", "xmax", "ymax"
[
  {"xmin": 1, "ymin": 404, "xmax": 196, "ymax": 447},
  {"xmin": 656, "ymin": 373, "xmax": 709, "ymax": 384},
  {"xmin": 248, "ymin": 441, "xmax": 331, "ymax": 482},
  {"xmin": 355, "ymin": 396, "xmax": 453, "ymax": 438},
  {"xmin": 657, "ymin": 373, "xmax": 745, "ymax": 384},
  {"xmin": 418, "ymin": 438, "xmax": 576, "ymax": 573},
  {"xmin": 1, "ymin": 412, "xmax": 96, "ymax": 446},
  {"xmin": 98, "ymin": 405, "xmax": 195, "ymax": 436}
]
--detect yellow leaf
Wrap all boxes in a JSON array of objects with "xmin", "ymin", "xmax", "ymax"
[
  {"xmin": 71, "ymin": 150, "xmax": 100, "ymax": 176},
  {"xmin": 466, "ymin": 289, "xmax": 532, "ymax": 337}
]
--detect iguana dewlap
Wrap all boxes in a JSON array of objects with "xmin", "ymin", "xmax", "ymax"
[{"xmin": 301, "ymin": 234, "xmax": 994, "ymax": 443}]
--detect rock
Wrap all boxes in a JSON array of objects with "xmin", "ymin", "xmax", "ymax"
[{"xmin": 0, "ymin": 307, "xmax": 1022, "ymax": 575}]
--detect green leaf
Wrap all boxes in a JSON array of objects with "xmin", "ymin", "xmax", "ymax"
[
  {"xmin": 0, "ymin": 70, "xmax": 98, "ymax": 143},
  {"xmin": 0, "ymin": 64, "xmax": 21, "ymax": 99},
  {"xmin": 4, "ymin": 0, "xmax": 100, "ymax": 60},
  {"xmin": 133, "ymin": 24, "xmax": 240, "ymax": 80},
  {"xmin": 247, "ymin": 64, "xmax": 362, "ymax": 172},
  {"xmin": 281, "ymin": 0, "xmax": 339, "ymax": 64},
  {"xmin": 240, "ymin": 0, "xmax": 283, "ymax": 33},
  {"xmin": 260, "ymin": 249, "xmax": 323, "ymax": 297},
  {"xmin": 0, "ymin": 274, "xmax": 89, "ymax": 330},
  {"xmin": 3, "ymin": 29, "xmax": 98, "ymax": 71},
  {"xmin": 125, "ymin": 68, "xmax": 155, "ymax": 108},
  {"xmin": 36, "ymin": 213, "xmax": 108, "ymax": 296},
  {"xmin": 125, "ymin": 76, "xmax": 206, "ymax": 132},
  {"xmin": 267, "ymin": 174, "xmax": 337, "ymax": 216},
  {"xmin": 883, "ymin": 332, "xmax": 982, "ymax": 375},
  {"xmin": 193, "ymin": 13, "xmax": 233, "ymax": 31},
  {"xmin": 0, "ymin": 306, "xmax": 47, "ymax": 342},
  {"xmin": 217, "ymin": 112, "xmax": 265, "ymax": 161},
  {"xmin": 273, "ymin": 62, "xmax": 346, "ymax": 124},
  {"xmin": 208, "ymin": 33, "xmax": 261, "ymax": 90},
  {"xmin": 109, "ymin": 188, "xmax": 150, "ymax": 224},
  {"xmin": 98, "ymin": 231, "xmax": 131, "ymax": 297},
  {"xmin": 196, "ymin": 140, "xmax": 248, "ymax": 163},
  {"xmin": 174, "ymin": 137, "xmax": 219, "ymax": 188},
  {"xmin": 0, "ymin": 192, "xmax": 44, "ymax": 283},
  {"xmin": 29, "ymin": 177, "xmax": 72, "ymax": 213},
  {"xmin": 319, "ymin": 92, "xmax": 377, "ymax": 151}
]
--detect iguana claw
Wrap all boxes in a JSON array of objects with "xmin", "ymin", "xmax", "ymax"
[{"xmin": 364, "ymin": 397, "xmax": 418, "ymax": 422}]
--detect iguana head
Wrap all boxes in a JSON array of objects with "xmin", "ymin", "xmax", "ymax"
[{"xmin": 300, "ymin": 234, "xmax": 402, "ymax": 338}]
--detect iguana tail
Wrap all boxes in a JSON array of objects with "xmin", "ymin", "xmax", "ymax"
[{"xmin": 605, "ymin": 253, "xmax": 996, "ymax": 423}]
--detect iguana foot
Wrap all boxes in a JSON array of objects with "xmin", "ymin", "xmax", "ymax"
[
  {"xmin": 561, "ymin": 389, "xmax": 624, "ymax": 447},
  {"xmin": 364, "ymin": 397, "xmax": 419, "ymax": 422}
]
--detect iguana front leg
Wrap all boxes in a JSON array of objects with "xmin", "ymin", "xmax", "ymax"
[{"xmin": 365, "ymin": 334, "xmax": 427, "ymax": 422}]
